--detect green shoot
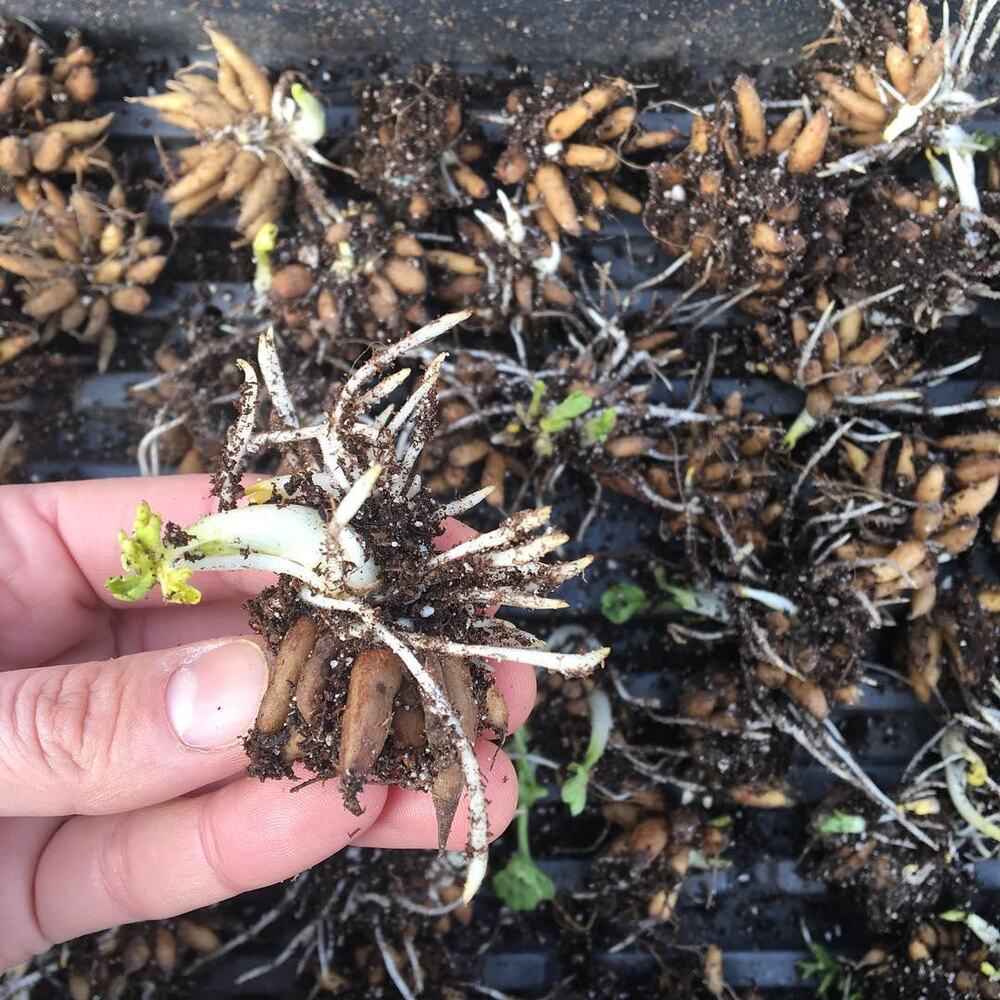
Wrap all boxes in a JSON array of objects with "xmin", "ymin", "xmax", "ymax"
[
  {"xmin": 818, "ymin": 811, "xmax": 867, "ymax": 836},
  {"xmin": 687, "ymin": 849, "xmax": 733, "ymax": 872},
  {"xmin": 252, "ymin": 222, "xmax": 279, "ymax": 296},
  {"xmin": 526, "ymin": 380, "xmax": 547, "ymax": 423},
  {"xmin": 493, "ymin": 728, "xmax": 555, "ymax": 912},
  {"xmin": 784, "ymin": 408, "xmax": 817, "ymax": 450},
  {"xmin": 581, "ymin": 407, "xmax": 617, "ymax": 446},
  {"xmin": 106, "ymin": 502, "xmax": 201, "ymax": 604},
  {"xmin": 600, "ymin": 582, "xmax": 650, "ymax": 624},
  {"xmin": 796, "ymin": 942, "xmax": 862, "ymax": 1000},
  {"xmin": 561, "ymin": 690, "xmax": 613, "ymax": 816},
  {"xmin": 539, "ymin": 391, "xmax": 593, "ymax": 434},
  {"xmin": 660, "ymin": 584, "xmax": 730, "ymax": 622},
  {"xmin": 105, "ymin": 501, "xmax": 356, "ymax": 605},
  {"xmin": 289, "ymin": 81, "xmax": 326, "ymax": 144},
  {"xmin": 940, "ymin": 909, "xmax": 1000, "ymax": 950}
]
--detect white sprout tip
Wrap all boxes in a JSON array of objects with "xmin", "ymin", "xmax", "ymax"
[
  {"xmin": 462, "ymin": 854, "xmax": 489, "ymax": 904},
  {"xmin": 334, "ymin": 462, "xmax": 384, "ymax": 527}
]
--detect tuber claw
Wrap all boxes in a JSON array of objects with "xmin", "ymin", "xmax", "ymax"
[{"xmin": 338, "ymin": 648, "xmax": 405, "ymax": 813}]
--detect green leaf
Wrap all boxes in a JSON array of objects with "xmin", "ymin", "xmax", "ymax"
[
  {"xmin": 708, "ymin": 815, "xmax": 733, "ymax": 828},
  {"xmin": 559, "ymin": 690, "xmax": 612, "ymax": 816},
  {"xmin": 539, "ymin": 391, "xmax": 593, "ymax": 434},
  {"xmin": 512, "ymin": 728, "xmax": 547, "ymax": 808},
  {"xmin": 940, "ymin": 909, "xmax": 968, "ymax": 923},
  {"xmin": 525, "ymin": 380, "xmax": 547, "ymax": 423},
  {"xmin": 581, "ymin": 407, "xmax": 617, "ymax": 446},
  {"xmin": 105, "ymin": 502, "xmax": 202, "ymax": 605},
  {"xmin": 492, "ymin": 851, "xmax": 555, "ymax": 912},
  {"xmin": 796, "ymin": 943, "xmax": 860, "ymax": 1000},
  {"xmin": 818, "ymin": 810, "xmax": 867, "ymax": 836},
  {"xmin": 600, "ymin": 582, "xmax": 650, "ymax": 624},
  {"xmin": 560, "ymin": 764, "xmax": 590, "ymax": 816}
]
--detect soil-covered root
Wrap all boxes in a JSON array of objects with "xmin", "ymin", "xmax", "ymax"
[
  {"xmin": 759, "ymin": 293, "xmax": 1000, "ymax": 448},
  {"xmin": 808, "ymin": 0, "xmax": 1000, "ymax": 181},
  {"xmin": 106, "ymin": 313, "xmax": 608, "ymax": 900},
  {"xmin": 498, "ymin": 75, "xmax": 660, "ymax": 236},
  {"xmin": 0, "ymin": 21, "xmax": 99, "ymax": 123},
  {"xmin": 670, "ymin": 660, "xmax": 797, "ymax": 804},
  {"xmin": 349, "ymin": 64, "xmax": 488, "ymax": 222},
  {"xmin": 801, "ymin": 786, "xmax": 966, "ymax": 933},
  {"xmin": 754, "ymin": 293, "xmax": 927, "ymax": 447},
  {"xmin": 643, "ymin": 76, "xmax": 848, "ymax": 313},
  {"xmin": 244, "ymin": 621, "xmax": 508, "ymax": 841},
  {"xmin": 858, "ymin": 908, "xmax": 1000, "ymax": 999},
  {"xmin": 0, "ymin": 182, "xmax": 165, "ymax": 369},
  {"xmin": 262, "ymin": 207, "xmax": 428, "ymax": 355},
  {"xmin": 833, "ymin": 181, "xmax": 1000, "ymax": 329},
  {"xmin": 427, "ymin": 192, "xmax": 575, "ymax": 330},
  {"xmin": 127, "ymin": 25, "xmax": 334, "ymax": 241}
]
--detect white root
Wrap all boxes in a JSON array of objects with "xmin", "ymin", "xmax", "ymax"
[
  {"xmin": 440, "ymin": 486, "xmax": 496, "ymax": 517},
  {"xmin": 257, "ymin": 326, "xmax": 299, "ymax": 429},
  {"xmin": 406, "ymin": 635, "xmax": 611, "ymax": 675},
  {"xmin": 217, "ymin": 359, "xmax": 259, "ymax": 509}
]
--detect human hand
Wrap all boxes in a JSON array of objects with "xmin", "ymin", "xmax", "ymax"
[{"xmin": 0, "ymin": 476, "xmax": 535, "ymax": 970}]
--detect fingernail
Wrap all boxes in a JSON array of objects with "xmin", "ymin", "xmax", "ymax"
[{"xmin": 166, "ymin": 640, "xmax": 269, "ymax": 749}]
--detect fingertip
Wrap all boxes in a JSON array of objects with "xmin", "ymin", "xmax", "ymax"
[
  {"xmin": 354, "ymin": 741, "xmax": 518, "ymax": 850},
  {"xmin": 436, "ymin": 515, "xmax": 477, "ymax": 550},
  {"xmin": 490, "ymin": 658, "xmax": 536, "ymax": 733}
]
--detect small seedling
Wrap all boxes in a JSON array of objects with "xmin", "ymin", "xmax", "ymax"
[
  {"xmin": 941, "ymin": 728, "xmax": 1000, "ymax": 843},
  {"xmin": 940, "ymin": 909, "xmax": 1000, "ymax": 950},
  {"xmin": 818, "ymin": 811, "xmax": 867, "ymax": 836},
  {"xmin": 493, "ymin": 729, "xmax": 556, "ymax": 912},
  {"xmin": 561, "ymin": 689, "xmax": 613, "ymax": 816},
  {"xmin": 504, "ymin": 383, "xmax": 605, "ymax": 458},
  {"xmin": 600, "ymin": 582, "xmax": 651, "ymax": 624},
  {"xmin": 796, "ymin": 942, "xmax": 862, "ymax": 1000},
  {"xmin": 581, "ymin": 407, "xmax": 617, "ymax": 446}
]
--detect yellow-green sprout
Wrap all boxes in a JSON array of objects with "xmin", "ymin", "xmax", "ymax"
[
  {"xmin": 105, "ymin": 500, "xmax": 358, "ymax": 605},
  {"xmin": 253, "ymin": 222, "xmax": 279, "ymax": 296}
]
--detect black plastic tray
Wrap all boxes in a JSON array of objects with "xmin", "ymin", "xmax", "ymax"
[{"xmin": 3, "ymin": 3, "xmax": 1000, "ymax": 996}]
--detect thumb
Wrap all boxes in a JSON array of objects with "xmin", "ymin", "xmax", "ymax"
[{"xmin": 0, "ymin": 637, "xmax": 272, "ymax": 817}]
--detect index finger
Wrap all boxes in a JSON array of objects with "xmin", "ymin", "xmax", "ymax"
[
  {"xmin": 0, "ymin": 476, "xmax": 482, "ymax": 669},
  {"xmin": 1, "ymin": 476, "xmax": 266, "ymax": 670}
]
